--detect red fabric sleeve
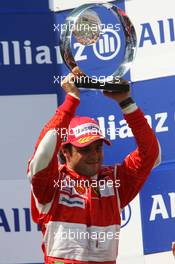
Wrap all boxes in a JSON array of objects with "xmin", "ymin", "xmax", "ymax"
[
  {"xmin": 28, "ymin": 94, "xmax": 80, "ymax": 205},
  {"xmin": 117, "ymin": 108, "xmax": 160, "ymax": 209}
]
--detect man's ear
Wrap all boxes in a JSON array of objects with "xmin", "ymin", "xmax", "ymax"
[
  {"xmin": 61, "ymin": 147, "xmax": 67, "ymax": 157},
  {"xmin": 61, "ymin": 147, "xmax": 71, "ymax": 160}
]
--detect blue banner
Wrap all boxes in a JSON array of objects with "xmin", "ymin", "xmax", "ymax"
[
  {"xmin": 0, "ymin": 11, "xmax": 56, "ymax": 95},
  {"xmin": 140, "ymin": 163, "xmax": 175, "ymax": 254}
]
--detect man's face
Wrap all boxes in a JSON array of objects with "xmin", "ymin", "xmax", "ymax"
[{"xmin": 63, "ymin": 140, "xmax": 104, "ymax": 177}]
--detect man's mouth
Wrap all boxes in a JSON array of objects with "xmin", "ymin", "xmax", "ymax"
[{"xmin": 87, "ymin": 161, "xmax": 100, "ymax": 165}]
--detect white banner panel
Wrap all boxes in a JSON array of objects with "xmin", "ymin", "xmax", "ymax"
[
  {"xmin": 0, "ymin": 94, "xmax": 57, "ymax": 180},
  {"xmin": 125, "ymin": 0, "xmax": 175, "ymax": 81},
  {"xmin": 0, "ymin": 94, "xmax": 57, "ymax": 263},
  {"xmin": 49, "ymin": 0, "xmax": 114, "ymax": 11},
  {"xmin": 118, "ymin": 195, "xmax": 144, "ymax": 264},
  {"xmin": 0, "ymin": 180, "xmax": 43, "ymax": 264},
  {"xmin": 144, "ymin": 251, "xmax": 174, "ymax": 264}
]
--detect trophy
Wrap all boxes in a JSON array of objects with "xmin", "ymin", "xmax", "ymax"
[{"xmin": 60, "ymin": 3, "xmax": 137, "ymax": 92}]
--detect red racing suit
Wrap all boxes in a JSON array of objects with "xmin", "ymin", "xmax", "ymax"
[{"xmin": 27, "ymin": 94, "xmax": 160, "ymax": 264}]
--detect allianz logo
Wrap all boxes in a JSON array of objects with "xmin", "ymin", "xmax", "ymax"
[
  {"xmin": 0, "ymin": 40, "xmax": 63, "ymax": 65},
  {"xmin": 149, "ymin": 192, "xmax": 175, "ymax": 221},
  {"xmin": 139, "ymin": 18, "xmax": 175, "ymax": 47},
  {"xmin": 121, "ymin": 204, "xmax": 131, "ymax": 228},
  {"xmin": 74, "ymin": 28, "xmax": 121, "ymax": 62},
  {"xmin": 0, "ymin": 208, "xmax": 41, "ymax": 232},
  {"xmin": 0, "ymin": 30, "xmax": 120, "ymax": 66},
  {"xmin": 97, "ymin": 111, "xmax": 169, "ymax": 140},
  {"xmin": 0, "ymin": 18, "xmax": 174, "ymax": 66}
]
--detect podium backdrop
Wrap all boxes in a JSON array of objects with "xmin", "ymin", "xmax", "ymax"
[{"xmin": 0, "ymin": 0, "xmax": 175, "ymax": 263}]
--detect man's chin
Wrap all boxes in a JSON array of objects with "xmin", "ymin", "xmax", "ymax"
[
  {"xmin": 77, "ymin": 163, "xmax": 102, "ymax": 177},
  {"xmin": 87, "ymin": 166, "xmax": 101, "ymax": 177}
]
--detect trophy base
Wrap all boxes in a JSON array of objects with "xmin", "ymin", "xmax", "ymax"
[{"xmin": 74, "ymin": 76, "xmax": 130, "ymax": 92}]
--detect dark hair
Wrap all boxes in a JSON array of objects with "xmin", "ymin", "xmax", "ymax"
[{"xmin": 58, "ymin": 144, "xmax": 72, "ymax": 164}]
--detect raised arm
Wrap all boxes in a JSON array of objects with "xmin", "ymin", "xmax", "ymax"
[
  {"xmin": 117, "ymin": 107, "xmax": 160, "ymax": 208},
  {"xmin": 27, "ymin": 68, "xmax": 81, "ymax": 205},
  {"xmin": 104, "ymin": 81, "xmax": 161, "ymax": 208}
]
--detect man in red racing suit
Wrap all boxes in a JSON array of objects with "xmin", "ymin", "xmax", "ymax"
[{"xmin": 27, "ymin": 68, "xmax": 161, "ymax": 264}]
